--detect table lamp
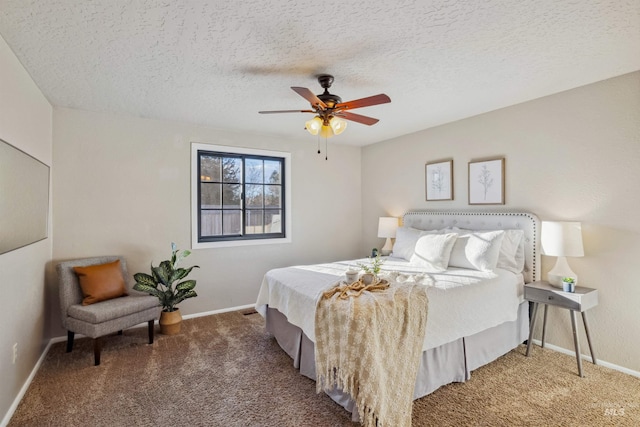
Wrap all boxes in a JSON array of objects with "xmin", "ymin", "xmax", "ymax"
[
  {"xmin": 378, "ymin": 217, "xmax": 399, "ymax": 256},
  {"xmin": 541, "ymin": 221, "xmax": 584, "ymax": 288}
]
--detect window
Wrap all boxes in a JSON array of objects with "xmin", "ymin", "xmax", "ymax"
[{"xmin": 191, "ymin": 143, "xmax": 291, "ymax": 248}]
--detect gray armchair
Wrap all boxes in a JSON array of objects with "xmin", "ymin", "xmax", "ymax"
[{"xmin": 56, "ymin": 256, "xmax": 161, "ymax": 365}]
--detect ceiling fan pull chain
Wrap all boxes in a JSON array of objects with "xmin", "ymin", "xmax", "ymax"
[
  {"xmin": 317, "ymin": 134, "xmax": 321, "ymax": 154},
  {"xmin": 325, "ymin": 137, "xmax": 328, "ymax": 160}
]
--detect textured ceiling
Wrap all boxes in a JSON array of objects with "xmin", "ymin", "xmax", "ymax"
[{"xmin": 0, "ymin": 0, "xmax": 638, "ymax": 146}]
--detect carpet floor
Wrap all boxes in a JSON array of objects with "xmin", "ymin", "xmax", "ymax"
[{"xmin": 8, "ymin": 310, "xmax": 640, "ymax": 426}]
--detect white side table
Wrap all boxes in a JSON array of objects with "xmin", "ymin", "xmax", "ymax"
[{"xmin": 525, "ymin": 280, "xmax": 598, "ymax": 377}]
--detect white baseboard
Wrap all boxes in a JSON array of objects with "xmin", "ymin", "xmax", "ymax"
[
  {"xmin": 182, "ymin": 303, "xmax": 256, "ymax": 320},
  {"xmin": 1, "ymin": 340, "xmax": 54, "ymax": 427},
  {"xmin": 532, "ymin": 339, "xmax": 640, "ymax": 378},
  {"xmin": 46, "ymin": 303, "xmax": 257, "ymax": 342},
  {"xmin": 1, "ymin": 303, "xmax": 256, "ymax": 426}
]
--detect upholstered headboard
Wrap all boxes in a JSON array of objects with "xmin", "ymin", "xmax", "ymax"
[{"xmin": 402, "ymin": 211, "xmax": 540, "ymax": 283}]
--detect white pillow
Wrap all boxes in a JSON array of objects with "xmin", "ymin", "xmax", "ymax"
[
  {"xmin": 391, "ymin": 227, "xmax": 423, "ymax": 261},
  {"xmin": 392, "ymin": 227, "xmax": 451, "ymax": 261},
  {"xmin": 448, "ymin": 230, "xmax": 505, "ymax": 271},
  {"xmin": 410, "ymin": 233, "xmax": 458, "ymax": 272},
  {"xmin": 447, "ymin": 227, "xmax": 525, "ymax": 273},
  {"xmin": 496, "ymin": 229, "xmax": 525, "ymax": 274},
  {"xmin": 514, "ymin": 235, "xmax": 526, "ymax": 272}
]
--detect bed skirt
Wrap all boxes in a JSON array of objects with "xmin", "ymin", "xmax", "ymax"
[{"xmin": 265, "ymin": 302, "xmax": 529, "ymax": 420}]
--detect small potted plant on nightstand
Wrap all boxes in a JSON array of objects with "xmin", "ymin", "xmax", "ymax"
[{"xmin": 561, "ymin": 277, "xmax": 575, "ymax": 293}]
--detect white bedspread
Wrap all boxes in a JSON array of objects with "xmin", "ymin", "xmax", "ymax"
[{"xmin": 255, "ymin": 256, "xmax": 524, "ymax": 351}]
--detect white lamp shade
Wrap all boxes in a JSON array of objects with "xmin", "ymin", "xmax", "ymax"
[
  {"xmin": 541, "ymin": 221, "xmax": 584, "ymax": 257},
  {"xmin": 377, "ymin": 217, "xmax": 399, "ymax": 238},
  {"xmin": 541, "ymin": 221, "xmax": 584, "ymax": 288}
]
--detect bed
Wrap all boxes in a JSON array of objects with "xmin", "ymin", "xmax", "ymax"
[{"xmin": 255, "ymin": 211, "xmax": 540, "ymax": 421}]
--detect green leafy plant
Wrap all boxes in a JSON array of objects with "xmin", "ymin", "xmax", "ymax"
[
  {"xmin": 561, "ymin": 277, "xmax": 575, "ymax": 284},
  {"xmin": 358, "ymin": 254, "xmax": 384, "ymax": 275},
  {"xmin": 133, "ymin": 243, "xmax": 199, "ymax": 312}
]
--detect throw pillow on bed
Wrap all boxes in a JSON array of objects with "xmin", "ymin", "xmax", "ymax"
[
  {"xmin": 392, "ymin": 227, "xmax": 426, "ymax": 261},
  {"xmin": 448, "ymin": 230, "xmax": 505, "ymax": 271},
  {"xmin": 495, "ymin": 229, "xmax": 525, "ymax": 273},
  {"xmin": 392, "ymin": 227, "xmax": 445, "ymax": 261},
  {"xmin": 410, "ymin": 233, "xmax": 458, "ymax": 272},
  {"xmin": 448, "ymin": 227, "xmax": 525, "ymax": 273}
]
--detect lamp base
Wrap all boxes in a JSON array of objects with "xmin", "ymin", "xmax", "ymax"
[
  {"xmin": 380, "ymin": 237, "xmax": 393, "ymax": 256},
  {"xmin": 547, "ymin": 256, "xmax": 578, "ymax": 288}
]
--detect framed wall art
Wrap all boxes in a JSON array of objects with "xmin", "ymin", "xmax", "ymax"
[
  {"xmin": 468, "ymin": 158, "xmax": 505, "ymax": 205},
  {"xmin": 425, "ymin": 159, "xmax": 453, "ymax": 201}
]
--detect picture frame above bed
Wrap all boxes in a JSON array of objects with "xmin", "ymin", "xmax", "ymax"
[
  {"xmin": 425, "ymin": 159, "xmax": 453, "ymax": 201},
  {"xmin": 468, "ymin": 158, "xmax": 505, "ymax": 205}
]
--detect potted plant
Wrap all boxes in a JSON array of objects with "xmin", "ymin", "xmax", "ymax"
[
  {"xmin": 133, "ymin": 243, "xmax": 199, "ymax": 335},
  {"xmin": 357, "ymin": 255, "xmax": 385, "ymax": 284},
  {"xmin": 561, "ymin": 277, "xmax": 575, "ymax": 293},
  {"xmin": 358, "ymin": 254, "xmax": 384, "ymax": 275}
]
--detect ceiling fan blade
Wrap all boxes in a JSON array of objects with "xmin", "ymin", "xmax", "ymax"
[
  {"xmin": 337, "ymin": 111, "xmax": 380, "ymax": 126},
  {"xmin": 335, "ymin": 94, "xmax": 391, "ymax": 110},
  {"xmin": 259, "ymin": 109, "xmax": 315, "ymax": 114},
  {"xmin": 291, "ymin": 87, "xmax": 327, "ymax": 109}
]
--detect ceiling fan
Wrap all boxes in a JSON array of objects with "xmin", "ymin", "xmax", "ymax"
[{"xmin": 258, "ymin": 74, "xmax": 391, "ymax": 138}]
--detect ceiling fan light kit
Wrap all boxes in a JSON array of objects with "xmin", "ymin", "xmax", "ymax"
[
  {"xmin": 259, "ymin": 74, "xmax": 391, "ymax": 141},
  {"xmin": 304, "ymin": 115, "xmax": 347, "ymax": 138}
]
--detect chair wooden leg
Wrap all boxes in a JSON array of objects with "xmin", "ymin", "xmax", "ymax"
[
  {"xmin": 148, "ymin": 320, "xmax": 154, "ymax": 344},
  {"xmin": 94, "ymin": 337, "xmax": 102, "ymax": 366},
  {"xmin": 66, "ymin": 331, "xmax": 75, "ymax": 353}
]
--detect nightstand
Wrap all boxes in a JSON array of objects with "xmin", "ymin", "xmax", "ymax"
[{"xmin": 525, "ymin": 280, "xmax": 598, "ymax": 377}]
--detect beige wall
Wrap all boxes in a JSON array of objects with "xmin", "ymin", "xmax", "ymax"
[
  {"xmin": 2, "ymin": 35, "xmax": 638, "ymax": 421},
  {"xmin": 361, "ymin": 71, "xmax": 640, "ymax": 372},
  {"xmin": 51, "ymin": 107, "xmax": 363, "ymax": 336},
  {"xmin": 0, "ymin": 36, "xmax": 52, "ymax": 422}
]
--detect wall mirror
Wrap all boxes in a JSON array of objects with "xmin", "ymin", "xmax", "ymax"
[{"xmin": 0, "ymin": 138, "xmax": 50, "ymax": 254}]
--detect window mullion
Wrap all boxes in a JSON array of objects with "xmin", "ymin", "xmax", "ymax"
[{"xmin": 240, "ymin": 157, "xmax": 245, "ymax": 236}]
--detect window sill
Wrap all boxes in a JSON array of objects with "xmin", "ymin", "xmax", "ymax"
[{"xmin": 192, "ymin": 236, "xmax": 292, "ymax": 250}]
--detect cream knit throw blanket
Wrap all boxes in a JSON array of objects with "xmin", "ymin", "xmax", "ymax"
[{"xmin": 315, "ymin": 282, "xmax": 428, "ymax": 427}]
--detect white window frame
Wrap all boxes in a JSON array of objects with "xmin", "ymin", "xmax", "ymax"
[{"xmin": 191, "ymin": 142, "xmax": 292, "ymax": 249}]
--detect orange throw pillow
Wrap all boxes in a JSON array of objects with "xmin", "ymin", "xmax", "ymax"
[{"xmin": 73, "ymin": 260, "xmax": 128, "ymax": 305}]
